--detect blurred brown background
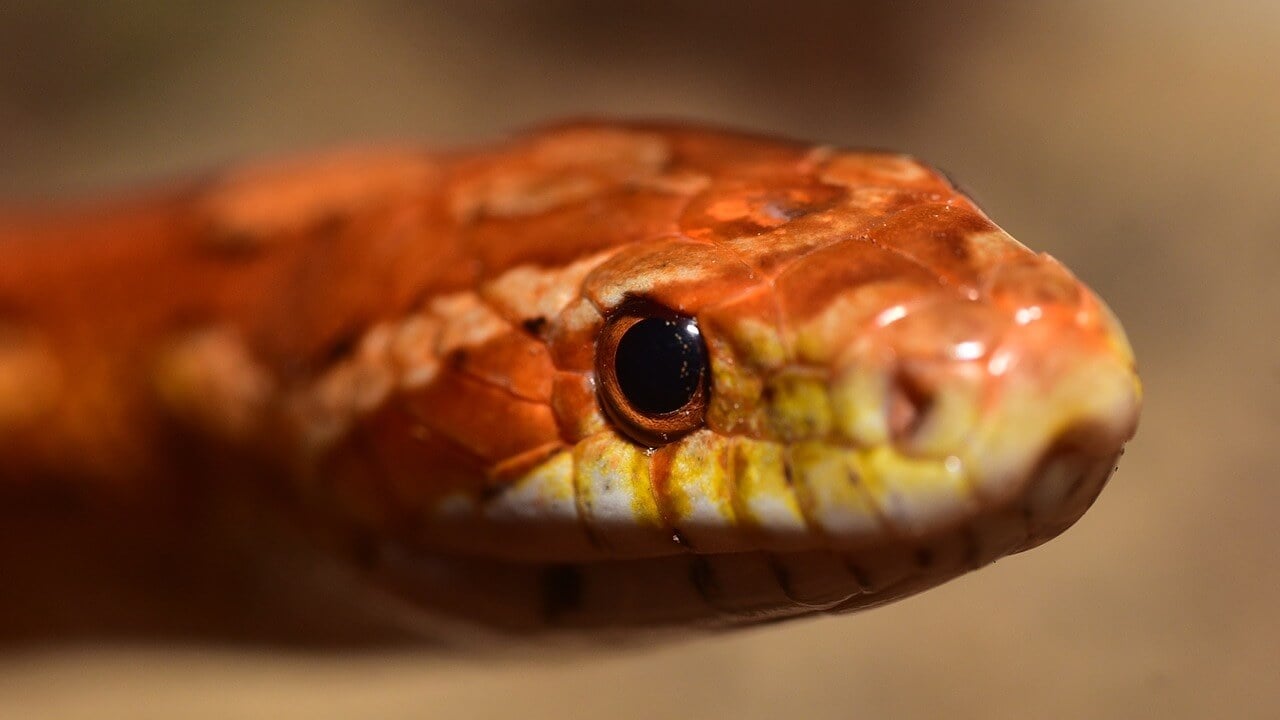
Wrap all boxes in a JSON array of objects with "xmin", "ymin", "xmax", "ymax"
[{"xmin": 1, "ymin": 2, "xmax": 1276, "ymax": 718}]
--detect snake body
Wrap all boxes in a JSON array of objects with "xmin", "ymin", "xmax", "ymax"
[{"xmin": 0, "ymin": 122, "xmax": 1140, "ymax": 639}]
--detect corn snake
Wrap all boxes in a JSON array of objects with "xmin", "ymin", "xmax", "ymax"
[{"xmin": 0, "ymin": 121, "xmax": 1141, "ymax": 641}]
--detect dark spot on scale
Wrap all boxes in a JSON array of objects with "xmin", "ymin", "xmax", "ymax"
[
  {"xmin": 540, "ymin": 564, "xmax": 583, "ymax": 622},
  {"xmin": 200, "ymin": 227, "xmax": 267, "ymax": 261},
  {"xmin": 782, "ymin": 456, "xmax": 796, "ymax": 487},
  {"xmin": 844, "ymin": 560, "xmax": 872, "ymax": 592},
  {"xmin": 762, "ymin": 199, "xmax": 812, "ymax": 222},
  {"xmin": 767, "ymin": 555, "xmax": 796, "ymax": 598},
  {"xmin": 317, "ymin": 327, "xmax": 361, "ymax": 367},
  {"xmin": 478, "ymin": 482, "xmax": 509, "ymax": 503},
  {"xmin": 845, "ymin": 465, "xmax": 861, "ymax": 487},
  {"xmin": 314, "ymin": 210, "xmax": 348, "ymax": 238},
  {"xmin": 521, "ymin": 316, "xmax": 548, "ymax": 336},
  {"xmin": 689, "ymin": 556, "xmax": 718, "ymax": 604}
]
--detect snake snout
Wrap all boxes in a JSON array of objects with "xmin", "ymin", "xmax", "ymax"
[{"xmin": 816, "ymin": 276, "xmax": 1140, "ymax": 551}]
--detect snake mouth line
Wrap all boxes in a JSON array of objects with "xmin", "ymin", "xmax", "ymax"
[{"xmin": 357, "ymin": 424, "xmax": 1121, "ymax": 634}]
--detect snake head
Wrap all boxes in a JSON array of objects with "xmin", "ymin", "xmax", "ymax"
[{"xmin": 303, "ymin": 123, "xmax": 1141, "ymax": 635}]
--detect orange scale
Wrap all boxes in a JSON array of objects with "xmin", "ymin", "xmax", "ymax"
[
  {"xmin": 774, "ymin": 238, "xmax": 940, "ymax": 327},
  {"xmin": 983, "ymin": 257, "xmax": 1085, "ymax": 323},
  {"xmin": 724, "ymin": 201, "xmax": 898, "ymax": 280},
  {"xmin": 462, "ymin": 189, "xmax": 687, "ymax": 278},
  {"xmin": 445, "ymin": 125, "xmax": 672, "ymax": 219},
  {"xmin": 545, "ymin": 298, "xmax": 603, "ymax": 373},
  {"xmin": 551, "ymin": 370, "xmax": 606, "ymax": 443},
  {"xmin": 400, "ymin": 367, "xmax": 561, "ymax": 466},
  {"xmin": 785, "ymin": 280, "xmax": 942, "ymax": 368},
  {"xmin": 878, "ymin": 299, "xmax": 1011, "ymax": 364},
  {"xmin": 450, "ymin": 330, "xmax": 555, "ymax": 403},
  {"xmin": 679, "ymin": 178, "xmax": 847, "ymax": 243},
  {"xmin": 698, "ymin": 287, "xmax": 788, "ymax": 369},
  {"xmin": 581, "ymin": 238, "xmax": 758, "ymax": 315},
  {"xmin": 819, "ymin": 151, "xmax": 955, "ymax": 194},
  {"xmin": 863, "ymin": 204, "xmax": 1002, "ymax": 290},
  {"xmin": 842, "ymin": 187, "xmax": 956, "ymax": 223}
]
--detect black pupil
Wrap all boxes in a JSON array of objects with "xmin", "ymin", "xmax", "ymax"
[{"xmin": 614, "ymin": 316, "xmax": 706, "ymax": 415}]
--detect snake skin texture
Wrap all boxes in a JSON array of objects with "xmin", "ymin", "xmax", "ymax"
[{"xmin": 0, "ymin": 122, "xmax": 1140, "ymax": 638}]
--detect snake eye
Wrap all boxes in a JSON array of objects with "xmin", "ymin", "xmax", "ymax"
[{"xmin": 596, "ymin": 304, "xmax": 710, "ymax": 447}]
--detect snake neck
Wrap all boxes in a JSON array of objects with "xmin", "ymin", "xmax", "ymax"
[
  {"xmin": 0, "ymin": 191, "xmax": 435, "ymax": 643},
  {"xmin": 1, "ymin": 194, "xmax": 262, "ymax": 496}
]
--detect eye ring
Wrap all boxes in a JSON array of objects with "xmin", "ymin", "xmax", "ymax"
[{"xmin": 595, "ymin": 301, "xmax": 710, "ymax": 447}]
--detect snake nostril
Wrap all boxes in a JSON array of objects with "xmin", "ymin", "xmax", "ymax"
[{"xmin": 888, "ymin": 367, "xmax": 934, "ymax": 443}]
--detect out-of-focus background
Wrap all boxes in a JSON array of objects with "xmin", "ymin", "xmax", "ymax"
[{"xmin": 1, "ymin": 2, "xmax": 1276, "ymax": 718}]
